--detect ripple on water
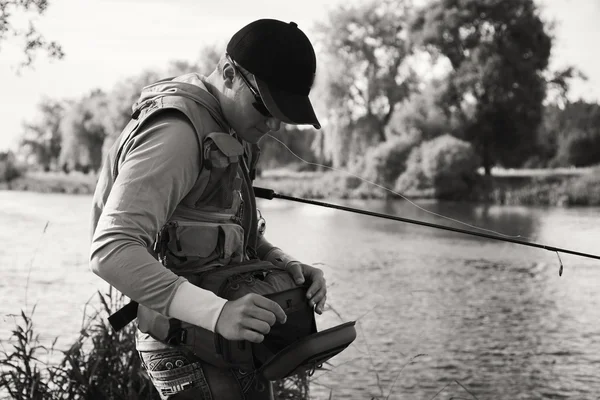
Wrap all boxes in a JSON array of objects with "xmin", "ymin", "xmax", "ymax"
[{"xmin": 3, "ymin": 193, "xmax": 600, "ymax": 399}]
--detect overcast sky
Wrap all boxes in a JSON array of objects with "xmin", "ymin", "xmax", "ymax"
[{"xmin": 0, "ymin": 0, "xmax": 599, "ymax": 151}]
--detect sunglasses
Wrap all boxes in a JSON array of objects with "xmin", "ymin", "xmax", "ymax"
[{"xmin": 226, "ymin": 53, "xmax": 272, "ymax": 118}]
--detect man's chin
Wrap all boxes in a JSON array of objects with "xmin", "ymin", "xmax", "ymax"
[{"xmin": 239, "ymin": 129, "xmax": 267, "ymax": 144}]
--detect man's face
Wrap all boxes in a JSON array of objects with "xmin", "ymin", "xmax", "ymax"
[
  {"xmin": 234, "ymin": 79, "xmax": 282, "ymax": 143},
  {"xmin": 222, "ymin": 61, "xmax": 282, "ymax": 143}
]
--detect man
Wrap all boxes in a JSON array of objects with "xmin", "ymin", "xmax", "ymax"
[{"xmin": 90, "ymin": 19, "xmax": 327, "ymax": 399}]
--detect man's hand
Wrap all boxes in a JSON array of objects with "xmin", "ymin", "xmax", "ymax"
[
  {"xmin": 286, "ymin": 262, "xmax": 327, "ymax": 315},
  {"xmin": 215, "ymin": 293, "xmax": 287, "ymax": 343}
]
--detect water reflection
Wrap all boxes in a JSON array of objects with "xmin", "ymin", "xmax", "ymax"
[
  {"xmin": 258, "ymin": 198, "xmax": 600, "ymax": 399},
  {"xmin": 1, "ymin": 192, "xmax": 599, "ymax": 399}
]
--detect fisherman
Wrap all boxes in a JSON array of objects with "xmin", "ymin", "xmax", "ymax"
[{"xmin": 90, "ymin": 19, "xmax": 327, "ymax": 399}]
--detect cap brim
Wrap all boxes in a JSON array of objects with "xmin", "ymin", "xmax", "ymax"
[{"xmin": 255, "ymin": 77, "xmax": 321, "ymax": 129}]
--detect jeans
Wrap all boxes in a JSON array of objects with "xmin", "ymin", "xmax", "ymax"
[{"xmin": 136, "ymin": 330, "xmax": 274, "ymax": 400}]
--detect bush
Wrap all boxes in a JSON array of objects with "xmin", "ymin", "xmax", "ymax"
[
  {"xmin": 393, "ymin": 146, "xmax": 434, "ymax": 198},
  {"xmin": 357, "ymin": 134, "xmax": 420, "ymax": 189},
  {"xmin": 553, "ymin": 128, "xmax": 600, "ymax": 167},
  {"xmin": 558, "ymin": 168, "xmax": 600, "ymax": 206},
  {"xmin": 0, "ymin": 152, "xmax": 24, "ymax": 184},
  {"xmin": 395, "ymin": 134, "xmax": 480, "ymax": 200}
]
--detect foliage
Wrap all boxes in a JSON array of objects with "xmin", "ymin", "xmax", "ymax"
[
  {"xmin": 545, "ymin": 66, "xmax": 588, "ymax": 107},
  {"xmin": 5, "ymin": 170, "xmax": 95, "ymax": 193},
  {"xmin": 532, "ymin": 103, "xmax": 565, "ymax": 167},
  {"xmin": 0, "ymin": 291, "xmax": 161, "ymax": 399},
  {"xmin": 410, "ymin": 0, "xmax": 553, "ymax": 174},
  {"xmin": 100, "ymin": 70, "xmax": 164, "ymax": 155},
  {"xmin": 19, "ymin": 98, "xmax": 64, "ymax": 171},
  {"xmin": 190, "ymin": 42, "xmax": 224, "ymax": 77},
  {"xmin": 0, "ymin": 0, "xmax": 64, "ymax": 69},
  {"xmin": 357, "ymin": 133, "xmax": 420, "ymax": 189},
  {"xmin": 0, "ymin": 289, "xmax": 309, "ymax": 399},
  {"xmin": 0, "ymin": 151, "xmax": 24, "ymax": 185},
  {"xmin": 312, "ymin": 0, "xmax": 417, "ymax": 167},
  {"xmin": 541, "ymin": 101, "xmax": 600, "ymax": 167},
  {"xmin": 387, "ymin": 80, "xmax": 460, "ymax": 141},
  {"xmin": 9, "ymin": 0, "xmax": 596, "ymax": 194},
  {"xmin": 395, "ymin": 134, "xmax": 480, "ymax": 199},
  {"xmin": 484, "ymin": 169, "xmax": 600, "ymax": 206},
  {"xmin": 59, "ymin": 90, "xmax": 109, "ymax": 173},
  {"xmin": 100, "ymin": 47, "xmax": 220, "ymax": 159},
  {"xmin": 0, "ymin": 307, "xmax": 53, "ymax": 399},
  {"xmin": 554, "ymin": 128, "xmax": 600, "ymax": 167},
  {"xmin": 560, "ymin": 168, "xmax": 600, "ymax": 206},
  {"xmin": 258, "ymin": 125, "xmax": 319, "ymax": 171}
]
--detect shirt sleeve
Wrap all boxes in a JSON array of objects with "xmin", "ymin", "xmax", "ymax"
[{"xmin": 90, "ymin": 111, "xmax": 209, "ymax": 316}]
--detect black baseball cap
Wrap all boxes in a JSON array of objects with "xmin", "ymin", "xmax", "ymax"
[{"xmin": 227, "ymin": 19, "xmax": 321, "ymax": 129}]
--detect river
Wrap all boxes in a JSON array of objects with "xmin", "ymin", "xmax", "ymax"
[{"xmin": 1, "ymin": 190, "xmax": 599, "ymax": 399}]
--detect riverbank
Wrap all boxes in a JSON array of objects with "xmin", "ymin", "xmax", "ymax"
[{"xmin": 2, "ymin": 167, "xmax": 600, "ymax": 206}]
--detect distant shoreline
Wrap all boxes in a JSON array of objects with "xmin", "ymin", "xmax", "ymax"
[{"xmin": 2, "ymin": 167, "xmax": 600, "ymax": 207}]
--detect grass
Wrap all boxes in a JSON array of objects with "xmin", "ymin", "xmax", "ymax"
[
  {"xmin": 2, "ymin": 166, "xmax": 600, "ymax": 206},
  {"xmin": 0, "ymin": 171, "xmax": 98, "ymax": 195},
  {"xmin": 484, "ymin": 167, "xmax": 600, "ymax": 206},
  {"xmin": 0, "ymin": 289, "xmax": 164, "ymax": 400},
  {"xmin": 0, "ymin": 289, "xmax": 309, "ymax": 400},
  {"xmin": 257, "ymin": 167, "xmax": 600, "ymax": 206}
]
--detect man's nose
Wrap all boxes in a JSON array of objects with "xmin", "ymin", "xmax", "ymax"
[{"xmin": 265, "ymin": 117, "xmax": 282, "ymax": 132}]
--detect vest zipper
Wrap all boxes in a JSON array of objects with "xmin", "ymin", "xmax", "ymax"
[{"xmin": 172, "ymin": 210, "xmax": 238, "ymax": 224}]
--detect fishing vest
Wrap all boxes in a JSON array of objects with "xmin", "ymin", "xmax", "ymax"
[
  {"xmin": 107, "ymin": 75, "xmax": 356, "ymax": 382},
  {"xmin": 108, "ymin": 77, "xmax": 260, "ymax": 267}
]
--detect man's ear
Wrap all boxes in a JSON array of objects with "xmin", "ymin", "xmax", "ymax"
[{"xmin": 223, "ymin": 62, "xmax": 235, "ymax": 89}]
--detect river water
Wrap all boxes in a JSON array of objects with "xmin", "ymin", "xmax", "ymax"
[{"xmin": 1, "ymin": 190, "xmax": 599, "ymax": 399}]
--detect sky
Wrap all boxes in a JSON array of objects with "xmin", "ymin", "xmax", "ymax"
[{"xmin": 0, "ymin": 0, "xmax": 599, "ymax": 151}]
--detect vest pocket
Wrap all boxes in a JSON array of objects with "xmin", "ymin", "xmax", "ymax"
[
  {"xmin": 157, "ymin": 220, "xmax": 245, "ymax": 272},
  {"xmin": 195, "ymin": 132, "xmax": 244, "ymax": 210}
]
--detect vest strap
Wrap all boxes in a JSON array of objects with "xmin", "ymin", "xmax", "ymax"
[{"xmin": 108, "ymin": 300, "xmax": 139, "ymax": 332}]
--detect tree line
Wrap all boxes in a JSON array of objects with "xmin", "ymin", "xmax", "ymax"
[{"xmin": 8, "ymin": 0, "xmax": 600, "ymax": 183}]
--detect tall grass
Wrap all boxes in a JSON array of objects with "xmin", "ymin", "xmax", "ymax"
[{"xmin": 0, "ymin": 288, "xmax": 308, "ymax": 399}]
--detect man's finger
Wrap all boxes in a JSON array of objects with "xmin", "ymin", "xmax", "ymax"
[
  {"xmin": 244, "ymin": 318, "xmax": 271, "ymax": 335},
  {"xmin": 308, "ymin": 286, "xmax": 326, "ymax": 306},
  {"xmin": 288, "ymin": 262, "xmax": 305, "ymax": 284},
  {"xmin": 306, "ymin": 280, "xmax": 325, "ymax": 300},
  {"xmin": 245, "ymin": 305, "xmax": 277, "ymax": 326},
  {"xmin": 315, "ymin": 295, "xmax": 327, "ymax": 315},
  {"xmin": 243, "ymin": 329, "xmax": 265, "ymax": 343},
  {"xmin": 251, "ymin": 294, "xmax": 287, "ymax": 324}
]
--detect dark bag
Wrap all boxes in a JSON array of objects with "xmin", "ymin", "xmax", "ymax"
[{"xmin": 139, "ymin": 259, "xmax": 356, "ymax": 380}]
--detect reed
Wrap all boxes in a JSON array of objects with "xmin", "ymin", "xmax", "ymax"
[{"xmin": 0, "ymin": 289, "xmax": 309, "ymax": 399}]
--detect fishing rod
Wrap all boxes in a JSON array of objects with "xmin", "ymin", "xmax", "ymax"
[{"xmin": 253, "ymin": 186, "xmax": 600, "ymax": 274}]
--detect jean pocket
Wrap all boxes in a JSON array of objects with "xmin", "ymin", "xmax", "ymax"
[{"xmin": 138, "ymin": 349, "xmax": 212, "ymax": 400}]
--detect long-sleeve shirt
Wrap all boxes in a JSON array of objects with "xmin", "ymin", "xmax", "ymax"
[{"xmin": 90, "ymin": 110, "xmax": 228, "ymax": 332}]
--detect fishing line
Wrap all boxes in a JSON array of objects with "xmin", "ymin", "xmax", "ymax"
[{"xmin": 265, "ymin": 134, "xmax": 533, "ymax": 241}]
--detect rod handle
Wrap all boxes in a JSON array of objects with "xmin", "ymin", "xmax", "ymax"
[{"xmin": 253, "ymin": 186, "xmax": 275, "ymax": 200}]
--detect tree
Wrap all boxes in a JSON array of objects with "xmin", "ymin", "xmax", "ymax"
[
  {"xmin": 59, "ymin": 90, "xmax": 109, "ymax": 173},
  {"xmin": 410, "ymin": 0, "xmax": 554, "ymax": 175},
  {"xmin": 100, "ymin": 44, "xmax": 221, "ymax": 159},
  {"xmin": 548, "ymin": 100, "xmax": 600, "ymax": 167},
  {"xmin": 19, "ymin": 98, "xmax": 64, "ymax": 170},
  {"xmin": 387, "ymin": 79, "xmax": 461, "ymax": 141},
  {"xmin": 311, "ymin": 0, "xmax": 417, "ymax": 167},
  {"xmin": 0, "ymin": 0, "xmax": 64, "ymax": 69},
  {"xmin": 192, "ymin": 42, "xmax": 224, "ymax": 76},
  {"xmin": 98, "ymin": 70, "xmax": 163, "ymax": 158},
  {"xmin": 258, "ymin": 125, "xmax": 318, "ymax": 171}
]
